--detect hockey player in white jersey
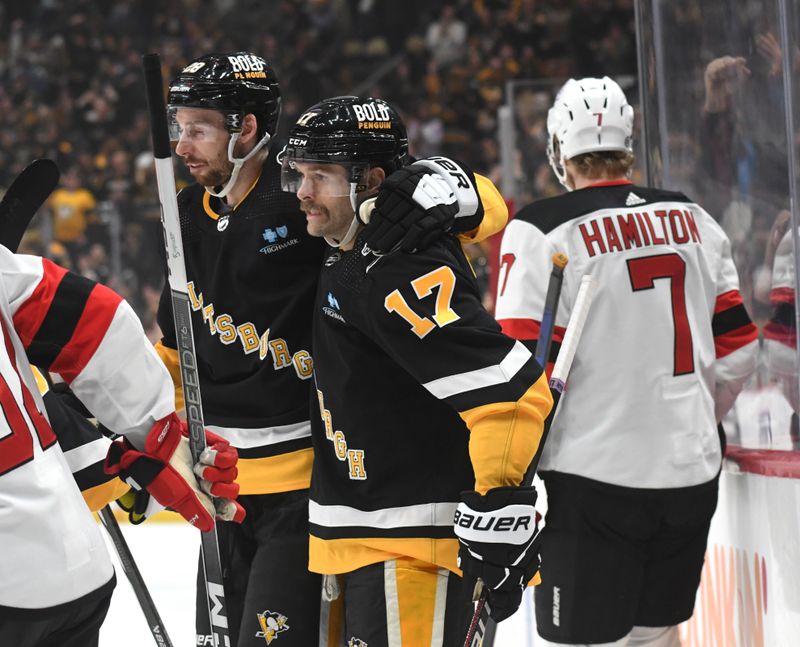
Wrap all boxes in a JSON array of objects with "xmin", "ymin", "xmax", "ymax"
[
  {"xmin": 0, "ymin": 245, "xmax": 243, "ymax": 647},
  {"xmin": 495, "ymin": 77, "xmax": 759, "ymax": 647}
]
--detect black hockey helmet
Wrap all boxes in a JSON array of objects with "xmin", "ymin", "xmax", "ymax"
[
  {"xmin": 281, "ymin": 95, "xmax": 409, "ymax": 188},
  {"xmin": 167, "ymin": 51, "xmax": 281, "ymax": 140}
]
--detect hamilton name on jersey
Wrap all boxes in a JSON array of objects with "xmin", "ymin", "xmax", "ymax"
[{"xmin": 579, "ymin": 205, "xmax": 702, "ymax": 257}]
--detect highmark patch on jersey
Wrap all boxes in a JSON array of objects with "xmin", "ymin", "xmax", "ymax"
[
  {"xmin": 260, "ymin": 224, "xmax": 300, "ymax": 255},
  {"xmin": 186, "ymin": 280, "xmax": 313, "ymax": 380},
  {"xmin": 323, "ymin": 291, "xmax": 345, "ymax": 323}
]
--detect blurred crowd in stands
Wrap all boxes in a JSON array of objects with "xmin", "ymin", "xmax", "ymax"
[{"xmin": 0, "ymin": 0, "xmax": 636, "ymax": 335}]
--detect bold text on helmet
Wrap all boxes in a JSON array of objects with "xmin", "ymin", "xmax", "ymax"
[
  {"xmin": 227, "ymin": 54, "xmax": 266, "ymax": 73},
  {"xmin": 352, "ymin": 102, "xmax": 390, "ymax": 123}
]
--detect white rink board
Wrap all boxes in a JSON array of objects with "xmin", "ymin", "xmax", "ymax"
[
  {"xmin": 679, "ymin": 468, "xmax": 800, "ymax": 647},
  {"xmin": 99, "ymin": 520, "xmax": 539, "ymax": 646}
]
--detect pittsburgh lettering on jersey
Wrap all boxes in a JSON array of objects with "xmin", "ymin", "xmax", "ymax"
[
  {"xmin": 187, "ymin": 281, "xmax": 313, "ymax": 380},
  {"xmin": 579, "ymin": 209, "xmax": 702, "ymax": 257},
  {"xmin": 317, "ymin": 389, "xmax": 367, "ymax": 480}
]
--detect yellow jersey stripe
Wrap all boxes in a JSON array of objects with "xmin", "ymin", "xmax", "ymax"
[{"xmin": 237, "ymin": 447, "xmax": 313, "ymax": 495}]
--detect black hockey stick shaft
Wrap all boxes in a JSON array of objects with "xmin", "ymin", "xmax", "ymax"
[
  {"xmin": 0, "ymin": 159, "xmax": 60, "ymax": 252},
  {"xmin": 534, "ymin": 253, "xmax": 568, "ymax": 367},
  {"xmin": 99, "ymin": 507, "xmax": 174, "ymax": 647},
  {"xmin": 142, "ymin": 52, "xmax": 231, "ymax": 647},
  {"xmin": 465, "ymin": 271, "xmax": 598, "ymax": 647}
]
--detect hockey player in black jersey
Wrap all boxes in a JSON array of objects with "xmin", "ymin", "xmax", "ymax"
[
  {"xmin": 157, "ymin": 52, "xmax": 510, "ymax": 647},
  {"xmin": 281, "ymin": 95, "xmax": 553, "ymax": 645}
]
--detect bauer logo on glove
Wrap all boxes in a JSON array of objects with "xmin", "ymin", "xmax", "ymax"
[
  {"xmin": 453, "ymin": 505, "xmax": 535, "ymax": 541},
  {"xmin": 454, "ymin": 486, "xmax": 542, "ymax": 623}
]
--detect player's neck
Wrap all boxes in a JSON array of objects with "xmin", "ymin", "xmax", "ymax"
[
  {"xmin": 570, "ymin": 173, "xmax": 629, "ymax": 190},
  {"xmin": 223, "ymin": 151, "xmax": 266, "ymax": 208}
]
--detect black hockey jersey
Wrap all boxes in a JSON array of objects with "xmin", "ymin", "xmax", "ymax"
[
  {"xmin": 31, "ymin": 367, "xmax": 128, "ymax": 511},
  {"xmin": 308, "ymin": 235, "xmax": 553, "ymax": 576},
  {"xmin": 157, "ymin": 149, "xmax": 326, "ymax": 495}
]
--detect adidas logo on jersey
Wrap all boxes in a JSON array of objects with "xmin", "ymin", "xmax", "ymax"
[{"xmin": 625, "ymin": 192, "xmax": 646, "ymax": 206}]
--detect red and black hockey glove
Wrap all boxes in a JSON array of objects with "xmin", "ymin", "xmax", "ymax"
[
  {"xmin": 362, "ymin": 156, "xmax": 484, "ymax": 254},
  {"xmin": 105, "ymin": 412, "xmax": 245, "ymax": 531},
  {"xmin": 454, "ymin": 486, "xmax": 542, "ymax": 622}
]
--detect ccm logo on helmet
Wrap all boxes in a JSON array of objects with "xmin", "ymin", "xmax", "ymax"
[
  {"xmin": 288, "ymin": 137, "xmax": 307, "ymax": 146},
  {"xmin": 228, "ymin": 54, "xmax": 266, "ymax": 73},
  {"xmin": 454, "ymin": 510, "xmax": 531, "ymax": 532}
]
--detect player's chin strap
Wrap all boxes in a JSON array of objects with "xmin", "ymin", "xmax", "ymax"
[
  {"xmin": 323, "ymin": 183, "xmax": 362, "ymax": 248},
  {"xmin": 207, "ymin": 131, "xmax": 272, "ymax": 199}
]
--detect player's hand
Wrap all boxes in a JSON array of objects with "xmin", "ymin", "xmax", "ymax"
[
  {"xmin": 454, "ymin": 486, "xmax": 541, "ymax": 622},
  {"xmin": 104, "ymin": 413, "xmax": 245, "ymax": 531},
  {"xmin": 362, "ymin": 156, "xmax": 483, "ymax": 253},
  {"xmin": 114, "ymin": 428, "xmax": 243, "ymax": 525}
]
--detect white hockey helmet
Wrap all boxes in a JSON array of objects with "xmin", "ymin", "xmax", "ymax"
[{"xmin": 546, "ymin": 76, "xmax": 634, "ymax": 189}]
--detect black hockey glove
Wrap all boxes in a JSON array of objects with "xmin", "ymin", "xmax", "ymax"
[
  {"xmin": 362, "ymin": 156, "xmax": 484, "ymax": 254},
  {"xmin": 454, "ymin": 486, "xmax": 541, "ymax": 623}
]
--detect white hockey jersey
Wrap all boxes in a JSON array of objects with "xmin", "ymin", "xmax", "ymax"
[
  {"xmin": 0, "ymin": 245, "xmax": 174, "ymax": 610},
  {"xmin": 496, "ymin": 181, "xmax": 759, "ymax": 489}
]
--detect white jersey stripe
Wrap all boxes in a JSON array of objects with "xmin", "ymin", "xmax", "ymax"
[
  {"xmin": 206, "ymin": 420, "xmax": 311, "ymax": 449},
  {"xmin": 62, "ymin": 436, "xmax": 112, "ymax": 473},
  {"xmin": 422, "ymin": 340, "xmax": 531, "ymax": 399},
  {"xmin": 310, "ymin": 500, "xmax": 457, "ymax": 529}
]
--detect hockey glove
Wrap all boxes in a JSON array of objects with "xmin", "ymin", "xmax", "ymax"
[
  {"xmin": 105, "ymin": 412, "xmax": 245, "ymax": 531},
  {"xmin": 454, "ymin": 486, "xmax": 541, "ymax": 623},
  {"xmin": 362, "ymin": 156, "xmax": 484, "ymax": 253}
]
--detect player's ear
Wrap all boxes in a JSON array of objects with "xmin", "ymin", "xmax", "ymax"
[
  {"xmin": 239, "ymin": 114, "xmax": 259, "ymax": 144},
  {"xmin": 366, "ymin": 167, "xmax": 385, "ymax": 193}
]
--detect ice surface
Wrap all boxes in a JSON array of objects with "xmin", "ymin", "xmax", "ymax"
[{"xmin": 99, "ymin": 520, "xmax": 537, "ymax": 646}]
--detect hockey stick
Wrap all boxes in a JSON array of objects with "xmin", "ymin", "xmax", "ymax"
[
  {"xmin": 99, "ymin": 507, "xmax": 174, "ymax": 647},
  {"xmin": 141, "ymin": 52, "xmax": 231, "ymax": 647},
  {"xmin": 0, "ymin": 159, "xmax": 60, "ymax": 252},
  {"xmin": 465, "ymin": 271, "xmax": 597, "ymax": 647},
  {"xmin": 534, "ymin": 253, "xmax": 568, "ymax": 367}
]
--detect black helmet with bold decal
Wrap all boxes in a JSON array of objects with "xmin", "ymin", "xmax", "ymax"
[
  {"xmin": 167, "ymin": 52, "xmax": 281, "ymax": 198},
  {"xmin": 281, "ymin": 95, "xmax": 409, "ymax": 178},
  {"xmin": 167, "ymin": 51, "xmax": 281, "ymax": 140}
]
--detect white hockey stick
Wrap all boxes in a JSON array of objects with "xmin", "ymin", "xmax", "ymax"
[
  {"xmin": 466, "ymin": 273, "xmax": 597, "ymax": 647},
  {"xmin": 141, "ymin": 53, "xmax": 231, "ymax": 647}
]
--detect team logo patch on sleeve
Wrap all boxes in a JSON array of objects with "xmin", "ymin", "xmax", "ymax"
[
  {"xmin": 348, "ymin": 638, "xmax": 368, "ymax": 647},
  {"xmin": 255, "ymin": 610, "xmax": 289, "ymax": 644}
]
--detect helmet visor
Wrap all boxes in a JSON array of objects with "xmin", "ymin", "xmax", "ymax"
[
  {"xmin": 280, "ymin": 157, "xmax": 368, "ymax": 197},
  {"xmin": 167, "ymin": 105, "xmax": 232, "ymax": 143}
]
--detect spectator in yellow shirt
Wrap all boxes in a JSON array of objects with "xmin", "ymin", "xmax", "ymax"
[{"xmin": 48, "ymin": 167, "xmax": 96, "ymax": 252}]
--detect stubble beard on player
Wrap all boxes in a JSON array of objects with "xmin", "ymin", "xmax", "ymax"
[{"xmin": 187, "ymin": 154, "xmax": 234, "ymax": 192}]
